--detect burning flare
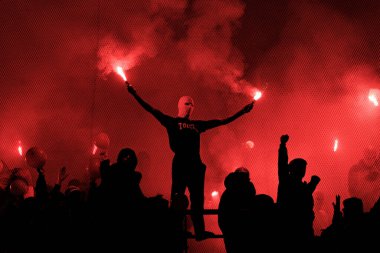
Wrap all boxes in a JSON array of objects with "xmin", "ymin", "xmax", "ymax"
[
  {"xmin": 253, "ymin": 91, "xmax": 262, "ymax": 101},
  {"xmin": 92, "ymin": 144, "xmax": 98, "ymax": 155},
  {"xmin": 211, "ymin": 191, "xmax": 219, "ymax": 198},
  {"xmin": 249, "ymin": 83, "xmax": 268, "ymax": 101},
  {"xmin": 368, "ymin": 89, "xmax": 379, "ymax": 107},
  {"xmin": 333, "ymin": 139, "xmax": 339, "ymax": 152},
  {"xmin": 17, "ymin": 141, "xmax": 23, "ymax": 156},
  {"xmin": 116, "ymin": 66, "xmax": 127, "ymax": 82},
  {"xmin": 368, "ymin": 95, "xmax": 379, "ymax": 107}
]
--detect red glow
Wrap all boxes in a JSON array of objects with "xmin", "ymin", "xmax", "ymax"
[
  {"xmin": 92, "ymin": 144, "xmax": 97, "ymax": 155},
  {"xmin": 249, "ymin": 87, "xmax": 262, "ymax": 101},
  {"xmin": 253, "ymin": 91, "xmax": 262, "ymax": 101},
  {"xmin": 249, "ymin": 84, "xmax": 268, "ymax": 101},
  {"xmin": 116, "ymin": 66, "xmax": 127, "ymax": 81},
  {"xmin": 368, "ymin": 89, "xmax": 379, "ymax": 106},
  {"xmin": 1, "ymin": 2, "xmax": 379, "ymax": 246},
  {"xmin": 333, "ymin": 139, "xmax": 339, "ymax": 152},
  {"xmin": 17, "ymin": 141, "xmax": 23, "ymax": 156},
  {"xmin": 245, "ymin": 140, "xmax": 254, "ymax": 149}
]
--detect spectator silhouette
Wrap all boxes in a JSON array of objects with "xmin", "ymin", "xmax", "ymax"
[
  {"xmin": 49, "ymin": 166, "xmax": 69, "ymax": 203},
  {"xmin": 276, "ymin": 134, "xmax": 320, "ymax": 248},
  {"xmin": 87, "ymin": 147, "xmax": 172, "ymax": 252},
  {"xmin": 218, "ymin": 167, "xmax": 256, "ymax": 253},
  {"xmin": 0, "ymin": 165, "xmax": 36, "ymax": 253},
  {"xmin": 87, "ymin": 148, "xmax": 144, "ymax": 251},
  {"xmin": 250, "ymin": 193, "xmax": 280, "ymax": 251},
  {"xmin": 368, "ymin": 195, "xmax": 380, "ymax": 247},
  {"xmin": 313, "ymin": 191, "xmax": 330, "ymax": 237},
  {"xmin": 90, "ymin": 147, "xmax": 147, "ymax": 212},
  {"xmin": 127, "ymin": 83, "xmax": 254, "ymax": 241},
  {"xmin": 1, "ymin": 165, "xmax": 60, "ymax": 253},
  {"xmin": 113, "ymin": 147, "xmax": 147, "ymax": 207},
  {"xmin": 34, "ymin": 165, "xmax": 49, "ymax": 205},
  {"xmin": 320, "ymin": 195, "xmax": 374, "ymax": 251}
]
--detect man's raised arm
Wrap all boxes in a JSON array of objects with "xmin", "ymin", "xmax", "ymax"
[
  {"xmin": 126, "ymin": 83, "xmax": 157, "ymax": 114},
  {"xmin": 126, "ymin": 82, "xmax": 171, "ymax": 126},
  {"xmin": 278, "ymin": 134, "xmax": 289, "ymax": 181},
  {"xmin": 220, "ymin": 101, "xmax": 254, "ymax": 125},
  {"xmin": 201, "ymin": 101, "xmax": 254, "ymax": 131}
]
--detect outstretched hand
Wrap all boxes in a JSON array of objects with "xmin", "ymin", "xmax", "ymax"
[
  {"xmin": 333, "ymin": 194, "xmax": 341, "ymax": 212},
  {"xmin": 36, "ymin": 166, "xmax": 45, "ymax": 175},
  {"xmin": 311, "ymin": 175, "xmax": 321, "ymax": 184},
  {"xmin": 126, "ymin": 82, "xmax": 136, "ymax": 95},
  {"xmin": 242, "ymin": 101, "xmax": 254, "ymax": 113},
  {"xmin": 280, "ymin": 134, "xmax": 289, "ymax": 144}
]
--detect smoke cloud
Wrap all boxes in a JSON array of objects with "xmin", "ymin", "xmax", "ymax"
[{"xmin": 0, "ymin": 1, "xmax": 379, "ymax": 246}]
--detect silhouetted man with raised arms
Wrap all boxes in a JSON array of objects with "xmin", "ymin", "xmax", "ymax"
[{"xmin": 127, "ymin": 83, "xmax": 254, "ymax": 241}]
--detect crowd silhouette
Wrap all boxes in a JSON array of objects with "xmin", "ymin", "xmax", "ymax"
[{"xmin": 0, "ymin": 134, "xmax": 379, "ymax": 253}]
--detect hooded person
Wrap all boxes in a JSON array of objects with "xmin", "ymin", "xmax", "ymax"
[
  {"xmin": 218, "ymin": 167, "xmax": 256, "ymax": 253},
  {"xmin": 126, "ymin": 82, "xmax": 254, "ymax": 241},
  {"xmin": 110, "ymin": 148, "xmax": 146, "ymax": 208}
]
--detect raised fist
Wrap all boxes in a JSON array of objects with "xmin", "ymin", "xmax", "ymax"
[{"xmin": 280, "ymin": 134, "xmax": 289, "ymax": 144}]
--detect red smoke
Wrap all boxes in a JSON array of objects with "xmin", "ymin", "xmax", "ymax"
[{"xmin": 0, "ymin": 1, "xmax": 379, "ymax": 249}]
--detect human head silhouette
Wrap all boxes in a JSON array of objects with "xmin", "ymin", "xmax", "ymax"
[
  {"xmin": 177, "ymin": 96, "xmax": 194, "ymax": 118},
  {"xmin": 117, "ymin": 148, "xmax": 138, "ymax": 170},
  {"xmin": 343, "ymin": 197, "xmax": 364, "ymax": 220},
  {"xmin": 288, "ymin": 158, "xmax": 307, "ymax": 180}
]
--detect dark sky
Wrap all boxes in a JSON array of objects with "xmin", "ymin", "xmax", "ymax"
[{"xmin": 0, "ymin": 0, "xmax": 379, "ymax": 246}]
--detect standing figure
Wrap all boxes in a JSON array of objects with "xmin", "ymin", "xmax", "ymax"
[
  {"xmin": 277, "ymin": 134, "xmax": 320, "ymax": 248},
  {"xmin": 127, "ymin": 83, "xmax": 254, "ymax": 241},
  {"xmin": 218, "ymin": 167, "xmax": 256, "ymax": 252}
]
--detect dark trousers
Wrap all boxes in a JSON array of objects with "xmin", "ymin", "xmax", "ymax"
[{"xmin": 170, "ymin": 155, "xmax": 206, "ymax": 235}]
